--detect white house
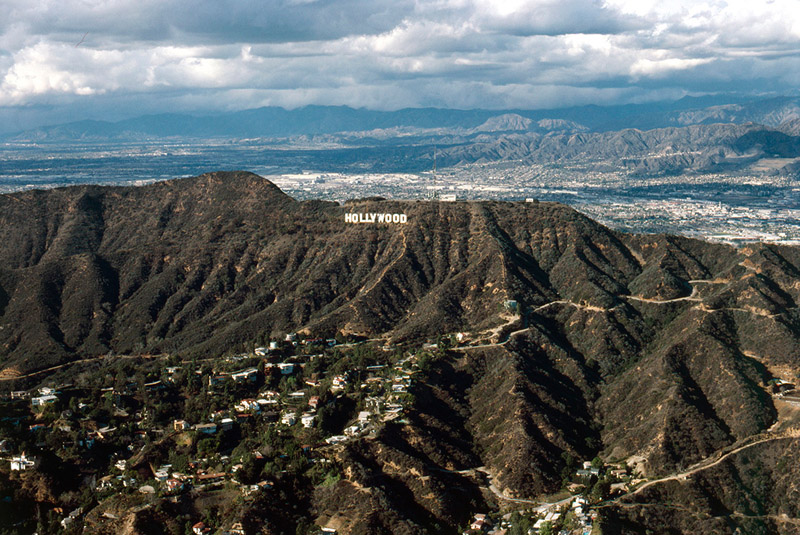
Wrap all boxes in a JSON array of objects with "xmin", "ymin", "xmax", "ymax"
[
  {"xmin": 10, "ymin": 452, "xmax": 38, "ymax": 471},
  {"xmin": 31, "ymin": 394, "xmax": 58, "ymax": 407},
  {"xmin": 281, "ymin": 412, "xmax": 296, "ymax": 426},
  {"xmin": 331, "ymin": 375, "xmax": 348, "ymax": 391},
  {"xmin": 231, "ymin": 368, "xmax": 258, "ymax": 383}
]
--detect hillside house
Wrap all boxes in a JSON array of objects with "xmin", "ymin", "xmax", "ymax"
[
  {"xmin": 278, "ymin": 363, "xmax": 296, "ymax": 375},
  {"xmin": 332, "ymin": 375, "xmax": 348, "ymax": 391},
  {"xmin": 60, "ymin": 507, "xmax": 82, "ymax": 530},
  {"xmin": 236, "ymin": 399, "xmax": 261, "ymax": 412},
  {"xmin": 209, "ymin": 375, "xmax": 228, "ymax": 388},
  {"xmin": 195, "ymin": 423, "xmax": 218, "ymax": 435},
  {"xmin": 281, "ymin": 412, "xmax": 297, "ymax": 426},
  {"xmin": 222, "ymin": 523, "xmax": 246, "ymax": 535},
  {"xmin": 166, "ymin": 478, "xmax": 184, "ymax": 493},
  {"xmin": 609, "ymin": 468, "xmax": 627, "ymax": 479},
  {"xmin": 10, "ymin": 452, "xmax": 39, "ymax": 471},
  {"xmin": 470, "ymin": 513, "xmax": 491, "ymax": 532},
  {"xmin": 257, "ymin": 398, "xmax": 278, "ymax": 409},
  {"xmin": 31, "ymin": 394, "xmax": 58, "ymax": 407},
  {"xmin": 231, "ymin": 367, "xmax": 258, "ymax": 383},
  {"xmin": 174, "ymin": 419, "xmax": 190, "ymax": 431},
  {"xmin": 154, "ymin": 465, "xmax": 171, "ymax": 481}
]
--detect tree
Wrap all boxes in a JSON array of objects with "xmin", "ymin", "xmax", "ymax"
[
  {"xmin": 508, "ymin": 512, "xmax": 532, "ymax": 535},
  {"xmin": 197, "ymin": 436, "xmax": 220, "ymax": 456},
  {"xmin": 590, "ymin": 478, "xmax": 611, "ymax": 502},
  {"xmin": 169, "ymin": 451, "xmax": 190, "ymax": 473},
  {"xmin": 237, "ymin": 453, "xmax": 261, "ymax": 484}
]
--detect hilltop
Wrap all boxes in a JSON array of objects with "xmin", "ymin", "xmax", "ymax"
[{"xmin": 2, "ymin": 172, "xmax": 800, "ymax": 534}]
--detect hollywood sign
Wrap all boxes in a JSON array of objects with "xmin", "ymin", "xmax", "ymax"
[{"xmin": 344, "ymin": 213, "xmax": 408, "ymax": 224}]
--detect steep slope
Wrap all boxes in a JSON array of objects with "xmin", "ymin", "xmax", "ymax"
[
  {"xmin": 0, "ymin": 173, "xmax": 642, "ymax": 373},
  {"xmin": 3, "ymin": 172, "xmax": 800, "ymax": 531}
]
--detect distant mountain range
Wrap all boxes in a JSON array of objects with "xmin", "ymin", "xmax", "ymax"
[{"xmin": 7, "ymin": 95, "xmax": 800, "ymax": 142}]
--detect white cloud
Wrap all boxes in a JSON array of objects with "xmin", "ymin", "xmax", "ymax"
[
  {"xmin": 0, "ymin": 0, "xmax": 798, "ymax": 119},
  {"xmin": 630, "ymin": 57, "xmax": 714, "ymax": 78}
]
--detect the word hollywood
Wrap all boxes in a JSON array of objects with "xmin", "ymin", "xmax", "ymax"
[{"xmin": 344, "ymin": 212, "xmax": 408, "ymax": 224}]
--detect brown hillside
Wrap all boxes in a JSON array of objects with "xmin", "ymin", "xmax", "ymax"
[{"xmin": 2, "ymin": 171, "xmax": 800, "ymax": 511}]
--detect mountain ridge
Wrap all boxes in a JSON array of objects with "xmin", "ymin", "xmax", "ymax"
[{"xmin": 2, "ymin": 172, "xmax": 800, "ymax": 533}]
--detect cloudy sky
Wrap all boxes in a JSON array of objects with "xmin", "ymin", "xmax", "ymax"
[{"xmin": 1, "ymin": 0, "xmax": 799, "ymax": 131}]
